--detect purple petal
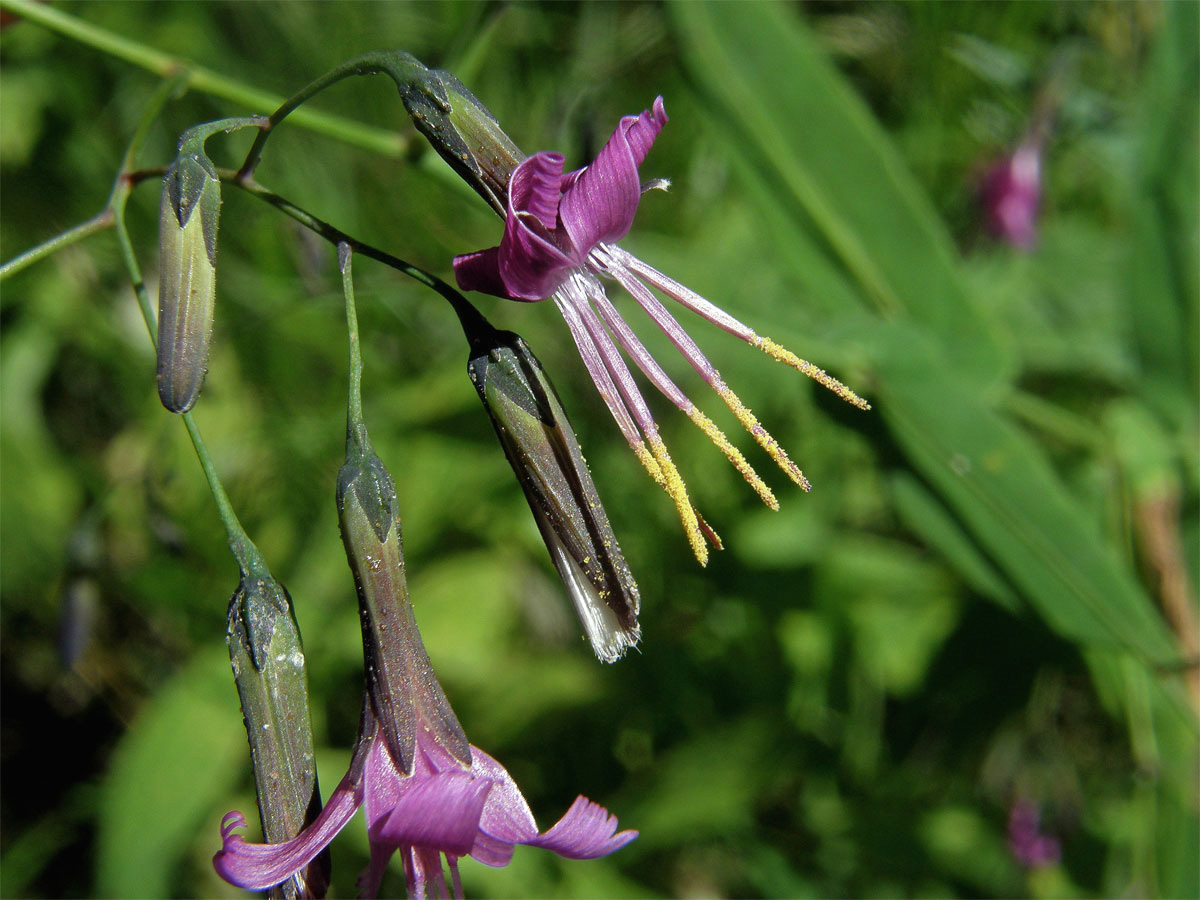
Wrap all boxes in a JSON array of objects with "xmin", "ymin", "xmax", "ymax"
[
  {"xmin": 470, "ymin": 745, "xmax": 539, "ymax": 845},
  {"xmin": 372, "ymin": 770, "xmax": 493, "ymax": 857},
  {"xmin": 496, "ymin": 214, "xmax": 574, "ymax": 300},
  {"xmin": 527, "ymin": 795, "xmax": 639, "ymax": 859},
  {"xmin": 453, "ymin": 247, "xmax": 510, "ymax": 299},
  {"xmin": 559, "ymin": 98, "xmax": 667, "ymax": 254},
  {"xmin": 213, "ymin": 775, "xmax": 361, "ymax": 890},
  {"xmin": 510, "ymin": 151, "xmax": 566, "ymax": 232}
]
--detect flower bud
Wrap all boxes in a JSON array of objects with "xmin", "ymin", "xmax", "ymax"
[
  {"xmin": 156, "ymin": 152, "xmax": 221, "ymax": 413},
  {"xmin": 226, "ymin": 574, "xmax": 328, "ymax": 900},
  {"xmin": 467, "ymin": 327, "xmax": 641, "ymax": 663},
  {"xmin": 337, "ymin": 424, "xmax": 471, "ymax": 774},
  {"xmin": 398, "ymin": 67, "xmax": 524, "ymax": 217}
]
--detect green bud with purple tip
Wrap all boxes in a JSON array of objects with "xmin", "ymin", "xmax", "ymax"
[{"xmin": 156, "ymin": 151, "xmax": 220, "ymax": 413}]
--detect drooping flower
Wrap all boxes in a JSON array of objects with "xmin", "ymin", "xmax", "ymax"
[
  {"xmin": 981, "ymin": 137, "xmax": 1043, "ymax": 250},
  {"xmin": 215, "ymin": 385, "xmax": 635, "ymax": 897},
  {"xmin": 454, "ymin": 98, "xmax": 869, "ymax": 565},
  {"xmin": 216, "ymin": 703, "xmax": 636, "ymax": 899}
]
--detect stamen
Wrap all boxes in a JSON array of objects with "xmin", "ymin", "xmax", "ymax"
[
  {"xmin": 695, "ymin": 511, "xmax": 723, "ymax": 551},
  {"xmin": 717, "ymin": 383, "xmax": 812, "ymax": 492},
  {"xmin": 646, "ymin": 436, "xmax": 708, "ymax": 566},
  {"xmin": 754, "ymin": 336, "xmax": 871, "ymax": 411},
  {"xmin": 686, "ymin": 406, "xmax": 779, "ymax": 510},
  {"xmin": 633, "ymin": 440, "xmax": 664, "ymax": 483}
]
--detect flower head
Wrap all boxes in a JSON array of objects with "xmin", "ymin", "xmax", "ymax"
[
  {"xmin": 454, "ymin": 98, "xmax": 868, "ymax": 565},
  {"xmin": 214, "ymin": 412, "xmax": 635, "ymax": 897}
]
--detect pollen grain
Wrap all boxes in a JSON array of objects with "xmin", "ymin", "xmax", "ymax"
[
  {"xmin": 755, "ymin": 336, "xmax": 871, "ymax": 411},
  {"xmin": 642, "ymin": 436, "xmax": 708, "ymax": 566},
  {"xmin": 687, "ymin": 406, "xmax": 778, "ymax": 510},
  {"xmin": 717, "ymin": 384, "xmax": 812, "ymax": 492}
]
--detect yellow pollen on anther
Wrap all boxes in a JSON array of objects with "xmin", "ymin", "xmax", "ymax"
[
  {"xmin": 687, "ymin": 406, "xmax": 779, "ymax": 511},
  {"xmin": 633, "ymin": 440, "xmax": 665, "ymax": 484},
  {"xmin": 754, "ymin": 336, "xmax": 871, "ymax": 411},
  {"xmin": 717, "ymin": 385, "xmax": 812, "ymax": 492},
  {"xmin": 647, "ymin": 436, "xmax": 708, "ymax": 566}
]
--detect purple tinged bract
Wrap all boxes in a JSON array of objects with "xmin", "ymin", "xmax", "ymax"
[{"xmin": 454, "ymin": 97, "xmax": 869, "ymax": 566}]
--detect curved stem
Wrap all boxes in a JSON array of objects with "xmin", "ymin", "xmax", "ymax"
[
  {"xmin": 236, "ymin": 50, "xmax": 431, "ymax": 180},
  {"xmin": 178, "ymin": 116, "xmax": 270, "ymax": 154},
  {"xmin": 225, "ymin": 170, "xmax": 493, "ymax": 339}
]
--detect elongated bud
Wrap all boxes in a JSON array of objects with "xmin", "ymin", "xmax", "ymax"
[
  {"xmin": 227, "ymin": 575, "xmax": 328, "ymax": 900},
  {"xmin": 336, "ymin": 424, "xmax": 471, "ymax": 774},
  {"xmin": 156, "ymin": 152, "xmax": 220, "ymax": 413},
  {"xmin": 467, "ymin": 326, "xmax": 641, "ymax": 663},
  {"xmin": 398, "ymin": 67, "xmax": 524, "ymax": 217}
]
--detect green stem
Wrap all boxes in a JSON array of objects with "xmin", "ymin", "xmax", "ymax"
[
  {"xmin": 0, "ymin": 0, "xmax": 408, "ymax": 158},
  {"xmin": 339, "ymin": 245, "xmax": 365, "ymax": 432},
  {"xmin": 236, "ymin": 50, "xmax": 431, "ymax": 180},
  {"xmin": 225, "ymin": 170, "xmax": 491, "ymax": 335},
  {"xmin": 103, "ymin": 88, "xmax": 270, "ymax": 580},
  {"xmin": 0, "ymin": 211, "xmax": 114, "ymax": 281},
  {"xmin": 178, "ymin": 116, "xmax": 269, "ymax": 154}
]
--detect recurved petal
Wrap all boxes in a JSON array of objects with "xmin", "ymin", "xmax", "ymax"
[
  {"xmin": 213, "ymin": 777, "xmax": 361, "ymax": 890},
  {"xmin": 470, "ymin": 745, "xmax": 540, "ymax": 847},
  {"xmin": 559, "ymin": 98, "xmax": 667, "ymax": 253},
  {"xmin": 509, "ymin": 151, "xmax": 566, "ymax": 232},
  {"xmin": 370, "ymin": 769, "xmax": 492, "ymax": 858},
  {"xmin": 454, "ymin": 247, "xmax": 511, "ymax": 298},
  {"xmin": 527, "ymin": 795, "xmax": 639, "ymax": 860}
]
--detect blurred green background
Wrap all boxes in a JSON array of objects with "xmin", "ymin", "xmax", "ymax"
[{"xmin": 1, "ymin": 2, "xmax": 1197, "ymax": 898}]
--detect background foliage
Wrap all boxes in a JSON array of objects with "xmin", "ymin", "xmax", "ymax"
[{"xmin": 1, "ymin": 2, "xmax": 1196, "ymax": 898}]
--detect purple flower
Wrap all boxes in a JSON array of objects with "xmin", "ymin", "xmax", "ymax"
[
  {"xmin": 215, "ymin": 709, "xmax": 635, "ymax": 898},
  {"xmin": 981, "ymin": 138, "xmax": 1042, "ymax": 250},
  {"xmin": 454, "ymin": 98, "xmax": 868, "ymax": 564},
  {"xmin": 215, "ymin": 422, "xmax": 635, "ymax": 898},
  {"xmin": 1007, "ymin": 799, "xmax": 1061, "ymax": 869}
]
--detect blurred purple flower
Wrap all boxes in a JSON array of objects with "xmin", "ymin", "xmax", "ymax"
[
  {"xmin": 454, "ymin": 97, "xmax": 868, "ymax": 565},
  {"xmin": 215, "ymin": 711, "xmax": 634, "ymax": 898},
  {"xmin": 1008, "ymin": 798, "xmax": 1061, "ymax": 869},
  {"xmin": 981, "ymin": 138, "xmax": 1042, "ymax": 250}
]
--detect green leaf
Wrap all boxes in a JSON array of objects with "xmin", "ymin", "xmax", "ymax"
[{"xmin": 875, "ymin": 329, "xmax": 1179, "ymax": 668}]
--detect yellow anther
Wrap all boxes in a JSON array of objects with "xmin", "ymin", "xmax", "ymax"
[
  {"xmin": 717, "ymin": 384, "xmax": 812, "ymax": 492},
  {"xmin": 755, "ymin": 336, "xmax": 871, "ymax": 411},
  {"xmin": 633, "ymin": 440, "xmax": 664, "ymax": 484},
  {"xmin": 687, "ymin": 406, "xmax": 778, "ymax": 511},
  {"xmin": 647, "ymin": 436, "xmax": 708, "ymax": 566}
]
